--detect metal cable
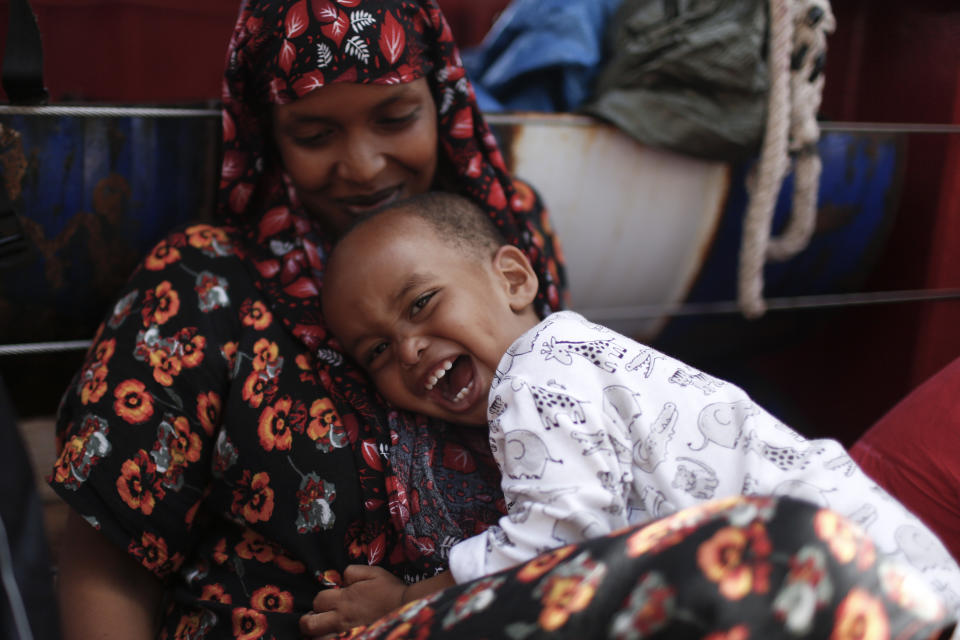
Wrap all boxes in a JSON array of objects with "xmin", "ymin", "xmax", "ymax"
[
  {"xmin": 2, "ymin": 289, "xmax": 959, "ymax": 356},
  {"xmin": 0, "ymin": 339, "xmax": 91, "ymax": 356},
  {"xmin": 1, "ymin": 104, "xmax": 960, "ymax": 135}
]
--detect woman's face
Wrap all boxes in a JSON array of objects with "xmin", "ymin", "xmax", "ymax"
[{"xmin": 272, "ymin": 78, "xmax": 439, "ymax": 236}]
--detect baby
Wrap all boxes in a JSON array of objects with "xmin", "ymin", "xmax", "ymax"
[{"xmin": 318, "ymin": 191, "xmax": 960, "ymax": 623}]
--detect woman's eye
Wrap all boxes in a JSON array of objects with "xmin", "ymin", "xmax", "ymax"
[
  {"xmin": 379, "ymin": 108, "xmax": 419, "ymax": 130},
  {"xmin": 294, "ymin": 129, "xmax": 335, "ymax": 147},
  {"xmin": 410, "ymin": 291, "xmax": 435, "ymax": 316}
]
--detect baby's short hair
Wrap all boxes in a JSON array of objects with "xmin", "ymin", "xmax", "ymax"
[{"xmin": 352, "ymin": 191, "xmax": 506, "ymax": 259}]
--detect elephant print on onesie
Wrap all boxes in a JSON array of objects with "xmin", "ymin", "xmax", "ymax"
[
  {"xmin": 689, "ymin": 399, "xmax": 758, "ymax": 450},
  {"xmin": 494, "ymin": 428, "xmax": 563, "ymax": 480}
]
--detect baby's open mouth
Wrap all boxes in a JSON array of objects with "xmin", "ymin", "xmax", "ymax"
[{"xmin": 425, "ymin": 355, "xmax": 476, "ymax": 406}]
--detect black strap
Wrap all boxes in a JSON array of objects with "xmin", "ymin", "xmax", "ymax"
[{"xmin": 2, "ymin": 0, "xmax": 48, "ymax": 105}]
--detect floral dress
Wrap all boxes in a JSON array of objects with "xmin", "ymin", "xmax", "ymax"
[{"xmin": 336, "ymin": 496, "xmax": 957, "ymax": 640}]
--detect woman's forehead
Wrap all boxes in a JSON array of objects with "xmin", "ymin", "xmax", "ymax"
[{"xmin": 276, "ymin": 78, "xmax": 432, "ymax": 120}]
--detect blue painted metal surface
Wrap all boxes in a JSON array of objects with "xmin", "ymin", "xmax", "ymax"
[
  {"xmin": 686, "ymin": 132, "xmax": 902, "ymax": 304},
  {"xmin": 654, "ymin": 131, "xmax": 903, "ymax": 359},
  {"xmin": 0, "ymin": 114, "xmax": 218, "ymax": 343}
]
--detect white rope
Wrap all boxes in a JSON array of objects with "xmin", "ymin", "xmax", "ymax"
[{"xmin": 738, "ymin": 0, "xmax": 835, "ymax": 318}]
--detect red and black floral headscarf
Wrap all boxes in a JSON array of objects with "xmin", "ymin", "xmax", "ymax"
[{"xmin": 218, "ymin": 0, "xmax": 566, "ymax": 575}]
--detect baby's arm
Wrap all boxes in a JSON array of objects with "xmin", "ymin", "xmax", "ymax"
[
  {"xmin": 299, "ymin": 566, "xmax": 454, "ymax": 637},
  {"xmin": 449, "ymin": 372, "xmax": 632, "ymax": 583}
]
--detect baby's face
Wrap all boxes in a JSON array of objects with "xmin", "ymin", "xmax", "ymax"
[{"xmin": 323, "ymin": 213, "xmax": 537, "ymax": 426}]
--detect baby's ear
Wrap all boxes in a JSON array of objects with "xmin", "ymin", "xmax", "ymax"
[{"xmin": 493, "ymin": 245, "xmax": 539, "ymax": 312}]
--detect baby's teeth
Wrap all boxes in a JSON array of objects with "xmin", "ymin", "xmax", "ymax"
[
  {"xmin": 453, "ymin": 381, "xmax": 473, "ymax": 402},
  {"xmin": 424, "ymin": 360, "xmax": 454, "ymax": 391}
]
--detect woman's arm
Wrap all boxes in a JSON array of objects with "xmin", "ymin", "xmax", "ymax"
[{"xmin": 58, "ymin": 510, "xmax": 164, "ymax": 640}]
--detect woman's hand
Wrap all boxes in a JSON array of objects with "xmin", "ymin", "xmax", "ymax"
[{"xmin": 299, "ymin": 565, "xmax": 407, "ymax": 638}]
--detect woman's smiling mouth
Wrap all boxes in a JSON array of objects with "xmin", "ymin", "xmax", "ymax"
[{"xmin": 336, "ymin": 186, "xmax": 402, "ymax": 214}]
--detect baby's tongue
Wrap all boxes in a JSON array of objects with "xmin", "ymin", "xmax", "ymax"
[{"xmin": 443, "ymin": 355, "xmax": 474, "ymax": 398}]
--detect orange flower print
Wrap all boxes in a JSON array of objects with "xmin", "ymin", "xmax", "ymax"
[
  {"xmin": 295, "ymin": 352, "xmax": 318, "ymax": 383},
  {"xmin": 197, "ymin": 391, "xmax": 221, "ymax": 436},
  {"xmin": 516, "ymin": 545, "xmax": 576, "ymax": 583},
  {"xmin": 815, "ymin": 510, "xmax": 875, "ymax": 570},
  {"xmin": 93, "ymin": 337, "xmax": 116, "ymax": 364},
  {"xmin": 320, "ymin": 570, "xmax": 342, "ymax": 587},
  {"xmin": 704, "ymin": 625, "xmax": 750, "ymax": 640},
  {"xmin": 173, "ymin": 610, "xmax": 216, "ymax": 640},
  {"xmin": 154, "ymin": 415, "xmax": 203, "ymax": 485},
  {"xmin": 222, "ymin": 341, "xmax": 238, "ymax": 372},
  {"xmin": 307, "ymin": 398, "xmax": 348, "ymax": 451},
  {"xmin": 114, "ymin": 379, "xmax": 154, "ymax": 424},
  {"xmin": 609, "ymin": 572, "xmax": 676, "ymax": 639},
  {"xmin": 274, "ymin": 552, "xmax": 306, "ymax": 574},
  {"xmin": 52, "ymin": 415, "xmax": 111, "ymax": 489},
  {"xmin": 830, "ymin": 589, "xmax": 889, "ymax": 640},
  {"xmin": 242, "ymin": 371, "xmax": 275, "ymax": 409},
  {"xmin": 697, "ymin": 524, "xmax": 773, "ymax": 600},
  {"xmin": 232, "ymin": 471, "xmax": 275, "ymax": 523},
  {"xmin": 116, "ymin": 449, "xmax": 165, "ymax": 515},
  {"xmin": 195, "ymin": 271, "xmax": 229, "ymax": 312},
  {"xmin": 241, "ymin": 298, "xmax": 273, "ymax": 330},
  {"xmin": 80, "ymin": 365, "xmax": 109, "ymax": 405},
  {"xmin": 236, "ymin": 529, "xmax": 275, "ymax": 563},
  {"xmin": 149, "ymin": 347, "xmax": 183, "ymax": 386},
  {"xmin": 536, "ymin": 555, "xmax": 606, "ymax": 631},
  {"xmin": 141, "ymin": 280, "xmax": 180, "ymax": 327},
  {"xmin": 232, "ymin": 607, "xmax": 267, "ymax": 640},
  {"xmin": 627, "ymin": 514, "xmax": 696, "ymax": 558},
  {"xmin": 252, "ymin": 338, "xmax": 280, "ymax": 372},
  {"xmin": 177, "ymin": 329, "xmax": 206, "ymax": 368},
  {"xmin": 144, "ymin": 239, "xmax": 181, "ymax": 271},
  {"xmin": 212, "ymin": 537, "xmax": 230, "ymax": 565},
  {"xmin": 186, "ymin": 224, "xmax": 229, "ymax": 253},
  {"xmin": 250, "ymin": 585, "xmax": 294, "ymax": 613},
  {"xmin": 200, "ymin": 583, "xmax": 232, "ymax": 604},
  {"xmin": 257, "ymin": 396, "xmax": 300, "ymax": 452},
  {"xmin": 127, "ymin": 531, "xmax": 183, "ymax": 577},
  {"xmin": 441, "ymin": 576, "xmax": 506, "ymax": 631}
]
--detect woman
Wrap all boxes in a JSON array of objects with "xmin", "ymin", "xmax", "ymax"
[
  {"xmin": 51, "ymin": 1, "xmax": 563, "ymax": 637},
  {"xmin": 49, "ymin": 1, "xmax": 957, "ymax": 639}
]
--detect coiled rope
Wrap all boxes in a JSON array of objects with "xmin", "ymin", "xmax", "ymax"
[{"xmin": 738, "ymin": 0, "xmax": 836, "ymax": 318}]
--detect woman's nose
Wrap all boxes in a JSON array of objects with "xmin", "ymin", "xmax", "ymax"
[
  {"xmin": 336, "ymin": 134, "xmax": 387, "ymax": 184},
  {"xmin": 398, "ymin": 334, "xmax": 426, "ymax": 367}
]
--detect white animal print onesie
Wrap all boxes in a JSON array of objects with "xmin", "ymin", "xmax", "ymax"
[{"xmin": 447, "ymin": 311, "xmax": 960, "ymax": 618}]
